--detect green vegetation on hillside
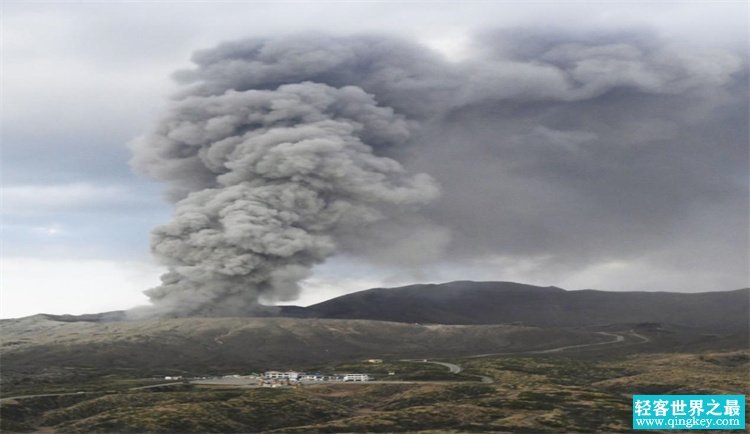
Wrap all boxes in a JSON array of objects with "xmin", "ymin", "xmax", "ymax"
[{"xmin": 2, "ymin": 350, "xmax": 747, "ymax": 433}]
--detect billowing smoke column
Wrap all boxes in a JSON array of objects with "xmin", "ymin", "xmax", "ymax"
[
  {"xmin": 131, "ymin": 81, "xmax": 439, "ymax": 316},
  {"xmin": 133, "ymin": 32, "xmax": 746, "ymax": 316}
]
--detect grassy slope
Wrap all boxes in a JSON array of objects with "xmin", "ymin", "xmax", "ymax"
[{"xmin": 1, "ymin": 317, "xmax": 606, "ymax": 390}]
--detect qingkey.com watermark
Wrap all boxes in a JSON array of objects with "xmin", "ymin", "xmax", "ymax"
[{"xmin": 633, "ymin": 395, "xmax": 745, "ymax": 430}]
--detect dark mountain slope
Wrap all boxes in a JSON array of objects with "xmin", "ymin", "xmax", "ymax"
[
  {"xmin": 13, "ymin": 281, "xmax": 748, "ymax": 332},
  {"xmin": 300, "ymin": 281, "xmax": 749, "ymax": 331}
]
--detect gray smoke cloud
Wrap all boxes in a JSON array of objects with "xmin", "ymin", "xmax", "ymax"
[
  {"xmin": 131, "ymin": 82, "xmax": 441, "ymax": 316},
  {"xmin": 132, "ymin": 31, "xmax": 747, "ymax": 316}
]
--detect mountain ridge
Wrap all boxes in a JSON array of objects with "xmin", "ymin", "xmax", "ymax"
[
  {"xmin": 6, "ymin": 281, "xmax": 748, "ymax": 332},
  {"xmin": 297, "ymin": 281, "xmax": 749, "ymax": 331}
]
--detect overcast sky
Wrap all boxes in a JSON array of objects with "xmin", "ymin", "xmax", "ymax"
[{"xmin": 2, "ymin": 1, "xmax": 748, "ymax": 318}]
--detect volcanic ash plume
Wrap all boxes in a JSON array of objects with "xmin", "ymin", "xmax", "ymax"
[
  {"xmin": 131, "ymin": 32, "xmax": 746, "ymax": 315},
  {"xmin": 131, "ymin": 82, "xmax": 439, "ymax": 316}
]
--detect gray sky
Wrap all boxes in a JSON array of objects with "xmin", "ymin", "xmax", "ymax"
[{"xmin": 2, "ymin": 1, "xmax": 748, "ymax": 318}]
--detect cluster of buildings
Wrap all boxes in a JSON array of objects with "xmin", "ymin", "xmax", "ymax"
[
  {"xmin": 263, "ymin": 370, "xmax": 371, "ymax": 383},
  {"xmin": 162, "ymin": 360, "xmax": 385, "ymax": 387}
]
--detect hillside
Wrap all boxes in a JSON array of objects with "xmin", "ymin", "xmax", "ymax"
[
  {"xmin": 3, "ymin": 280, "xmax": 747, "ymax": 392},
  {"xmin": 298, "ymin": 281, "xmax": 750, "ymax": 331},
  {"xmin": 0, "ymin": 316, "xmax": 602, "ymax": 388}
]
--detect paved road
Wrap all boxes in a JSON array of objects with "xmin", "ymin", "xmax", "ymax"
[
  {"xmin": 428, "ymin": 361, "xmax": 462, "ymax": 374},
  {"xmin": 401, "ymin": 359, "xmax": 462, "ymax": 373},
  {"xmin": 529, "ymin": 331, "xmax": 625, "ymax": 354},
  {"xmin": 1, "ymin": 382, "xmax": 183, "ymax": 402},
  {"xmin": 628, "ymin": 330, "xmax": 651, "ymax": 344},
  {"xmin": 0, "ymin": 391, "xmax": 92, "ymax": 403},
  {"xmin": 465, "ymin": 330, "xmax": 642, "ymax": 359},
  {"xmin": 129, "ymin": 382, "xmax": 183, "ymax": 390}
]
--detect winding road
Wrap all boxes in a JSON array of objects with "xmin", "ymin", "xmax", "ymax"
[
  {"xmin": 1, "ymin": 330, "xmax": 651, "ymax": 400},
  {"xmin": 410, "ymin": 329, "xmax": 651, "ymax": 380},
  {"xmin": 465, "ymin": 329, "xmax": 649, "ymax": 359},
  {"xmin": 529, "ymin": 331, "xmax": 625, "ymax": 354},
  {"xmin": 1, "ymin": 382, "xmax": 183, "ymax": 403},
  {"xmin": 400, "ymin": 359, "xmax": 462, "ymax": 373},
  {"xmin": 0, "ymin": 391, "xmax": 93, "ymax": 403}
]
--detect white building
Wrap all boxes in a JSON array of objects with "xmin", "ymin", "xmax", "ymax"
[
  {"xmin": 264, "ymin": 371, "xmax": 301, "ymax": 381},
  {"xmin": 262, "ymin": 371, "xmax": 370, "ymax": 382},
  {"xmin": 342, "ymin": 374, "xmax": 370, "ymax": 382},
  {"xmin": 300, "ymin": 374, "xmax": 326, "ymax": 381}
]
